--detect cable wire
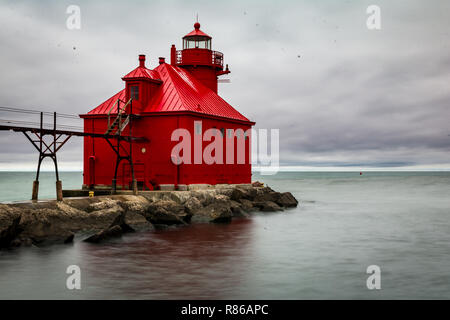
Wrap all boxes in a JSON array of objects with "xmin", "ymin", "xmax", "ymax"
[{"xmin": 0, "ymin": 106, "xmax": 82, "ymax": 120}]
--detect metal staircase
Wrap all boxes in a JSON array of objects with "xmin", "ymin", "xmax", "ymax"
[
  {"xmin": 105, "ymin": 98, "xmax": 132, "ymax": 135},
  {"xmin": 104, "ymin": 98, "xmax": 138, "ymax": 194}
]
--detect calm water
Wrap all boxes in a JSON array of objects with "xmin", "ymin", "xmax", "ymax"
[{"xmin": 0, "ymin": 171, "xmax": 449, "ymax": 299}]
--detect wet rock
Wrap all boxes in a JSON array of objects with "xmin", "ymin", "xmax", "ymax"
[
  {"xmin": 144, "ymin": 200, "xmax": 187, "ymax": 225},
  {"xmin": 251, "ymin": 188, "xmax": 298, "ymax": 209},
  {"xmin": 0, "ymin": 215, "xmax": 23, "ymax": 249},
  {"xmin": 111, "ymin": 196, "xmax": 154, "ymax": 231},
  {"xmin": 215, "ymin": 186, "xmax": 234, "ymax": 198},
  {"xmin": 83, "ymin": 210, "xmax": 137, "ymax": 244},
  {"xmin": 64, "ymin": 233, "xmax": 75, "ymax": 244},
  {"xmin": 109, "ymin": 211, "xmax": 135, "ymax": 233},
  {"xmin": 0, "ymin": 184, "xmax": 299, "ymax": 248},
  {"xmin": 163, "ymin": 191, "xmax": 192, "ymax": 204},
  {"xmin": 0, "ymin": 204, "xmax": 21, "ymax": 229},
  {"xmin": 276, "ymin": 192, "xmax": 298, "ymax": 208},
  {"xmin": 184, "ymin": 197, "xmax": 203, "ymax": 215},
  {"xmin": 254, "ymin": 200, "xmax": 284, "ymax": 212},
  {"xmin": 190, "ymin": 190, "xmax": 219, "ymax": 206},
  {"xmin": 230, "ymin": 200, "xmax": 248, "ymax": 218},
  {"xmin": 253, "ymin": 187, "xmax": 276, "ymax": 201},
  {"xmin": 20, "ymin": 237, "xmax": 33, "ymax": 247},
  {"xmin": 239, "ymin": 198, "xmax": 257, "ymax": 212},
  {"xmin": 119, "ymin": 196, "xmax": 151, "ymax": 215},
  {"xmin": 124, "ymin": 212, "xmax": 154, "ymax": 232},
  {"xmin": 211, "ymin": 212, "xmax": 232, "ymax": 223},
  {"xmin": 86, "ymin": 198, "xmax": 121, "ymax": 213},
  {"xmin": 10, "ymin": 238, "xmax": 23, "ymax": 247},
  {"xmin": 230, "ymin": 188, "xmax": 246, "ymax": 201},
  {"xmin": 230, "ymin": 187, "xmax": 257, "ymax": 201},
  {"xmin": 192, "ymin": 195, "xmax": 233, "ymax": 223},
  {"xmin": 84, "ymin": 225, "xmax": 123, "ymax": 243},
  {"xmin": 31, "ymin": 231, "xmax": 75, "ymax": 246}
]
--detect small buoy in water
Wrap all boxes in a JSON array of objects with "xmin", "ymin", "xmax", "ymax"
[{"xmin": 360, "ymin": 172, "xmax": 363, "ymax": 175}]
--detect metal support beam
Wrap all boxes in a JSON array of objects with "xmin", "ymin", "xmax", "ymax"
[
  {"xmin": 106, "ymin": 98, "xmax": 137, "ymax": 195},
  {"xmin": 0, "ymin": 106, "xmax": 146, "ymax": 200},
  {"xmin": 25, "ymin": 112, "xmax": 65, "ymax": 201}
]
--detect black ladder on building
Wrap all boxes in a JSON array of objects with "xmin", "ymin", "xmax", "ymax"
[{"xmin": 104, "ymin": 98, "xmax": 137, "ymax": 195}]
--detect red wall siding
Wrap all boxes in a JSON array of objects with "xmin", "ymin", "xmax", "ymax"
[{"xmin": 83, "ymin": 114, "xmax": 251, "ymax": 189}]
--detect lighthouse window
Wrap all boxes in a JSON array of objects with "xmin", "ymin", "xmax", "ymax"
[
  {"xmin": 130, "ymin": 85, "xmax": 139, "ymax": 101},
  {"xmin": 184, "ymin": 39, "xmax": 211, "ymax": 49}
]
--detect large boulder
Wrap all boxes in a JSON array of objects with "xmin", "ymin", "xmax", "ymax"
[
  {"xmin": 109, "ymin": 196, "xmax": 154, "ymax": 231},
  {"xmin": 162, "ymin": 191, "xmax": 192, "ymax": 204},
  {"xmin": 17, "ymin": 206, "xmax": 78, "ymax": 246},
  {"xmin": 84, "ymin": 225, "xmax": 123, "ymax": 243},
  {"xmin": 239, "ymin": 198, "xmax": 257, "ymax": 212},
  {"xmin": 0, "ymin": 215, "xmax": 23, "ymax": 248},
  {"xmin": 230, "ymin": 188, "xmax": 246, "ymax": 201},
  {"xmin": 83, "ymin": 210, "xmax": 134, "ymax": 243},
  {"xmin": 254, "ymin": 200, "xmax": 284, "ymax": 212},
  {"xmin": 190, "ymin": 190, "xmax": 218, "ymax": 206},
  {"xmin": 0, "ymin": 204, "xmax": 21, "ymax": 229},
  {"xmin": 0, "ymin": 204, "xmax": 23, "ymax": 248},
  {"xmin": 231, "ymin": 187, "xmax": 257, "ymax": 201},
  {"xmin": 229, "ymin": 200, "xmax": 248, "ymax": 218},
  {"xmin": 191, "ymin": 195, "xmax": 233, "ymax": 223},
  {"xmin": 184, "ymin": 197, "xmax": 203, "ymax": 215},
  {"xmin": 119, "ymin": 195, "xmax": 151, "ymax": 215},
  {"xmin": 253, "ymin": 187, "xmax": 277, "ymax": 202},
  {"xmin": 251, "ymin": 188, "xmax": 298, "ymax": 209},
  {"xmin": 144, "ymin": 200, "xmax": 187, "ymax": 225},
  {"xmin": 108, "ymin": 210, "xmax": 135, "ymax": 233},
  {"xmin": 276, "ymin": 192, "xmax": 298, "ymax": 208}
]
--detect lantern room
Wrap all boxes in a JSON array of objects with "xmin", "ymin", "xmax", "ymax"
[
  {"xmin": 182, "ymin": 22, "xmax": 212, "ymax": 49},
  {"xmin": 171, "ymin": 22, "xmax": 229, "ymax": 93}
]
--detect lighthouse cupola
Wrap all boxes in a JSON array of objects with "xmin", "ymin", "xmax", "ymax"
[
  {"xmin": 121, "ymin": 54, "xmax": 162, "ymax": 113},
  {"xmin": 170, "ymin": 21, "xmax": 230, "ymax": 93},
  {"xmin": 183, "ymin": 22, "xmax": 211, "ymax": 49}
]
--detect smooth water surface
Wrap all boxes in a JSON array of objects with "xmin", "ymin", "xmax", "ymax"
[{"xmin": 1, "ymin": 171, "xmax": 449, "ymax": 299}]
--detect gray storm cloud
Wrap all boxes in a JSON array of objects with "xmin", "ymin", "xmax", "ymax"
[{"xmin": 0, "ymin": 0, "xmax": 449, "ymax": 170}]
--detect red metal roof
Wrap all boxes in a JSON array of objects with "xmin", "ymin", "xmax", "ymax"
[
  {"xmin": 144, "ymin": 63, "xmax": 250, "ymax": 121},
  {"xmin": 86, "ymin": 89, "xmax": 126, "ymax": 115},
  {"xmin": 183, "ymin": 22, "xmax": 211, "ymax": 39},
  {"xmin": 122, "ymin": 66, "xmax": 161, "ymax": 82},
  {"xmin": 84, "ymin": 63, "xmax": 251, "ymax": 123}
]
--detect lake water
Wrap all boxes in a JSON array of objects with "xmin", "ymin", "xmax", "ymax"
[{"xmin": 0, "ymin": 171, "xmax": 449, "ymax": 299}]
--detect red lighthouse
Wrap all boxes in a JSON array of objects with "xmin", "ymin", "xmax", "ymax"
[{"xmin": 80, "ymin": 22, "xmax": 255, "ymax": 191}]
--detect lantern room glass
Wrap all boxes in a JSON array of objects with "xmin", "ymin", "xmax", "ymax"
[{"xmin": 183, "ymin": 38, "xmax": 211, "ymax": 50}]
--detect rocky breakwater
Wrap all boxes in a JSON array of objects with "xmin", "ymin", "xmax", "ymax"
[{"xmin": 0, "ymin": 184, "xmax": 298, "ymax": 249}]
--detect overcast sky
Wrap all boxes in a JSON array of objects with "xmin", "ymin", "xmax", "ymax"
[{"xmin": 0, "ymin": 0, "xmax": 449, "ymax": 171}]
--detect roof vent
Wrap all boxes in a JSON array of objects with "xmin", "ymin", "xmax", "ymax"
[
  {"xmin": 159, "ymin": 57, "xmax": 165, "ymax": 64},
  {"xmin": 139, "ymin": 54, "xmax": 146, "ymax": 68}
]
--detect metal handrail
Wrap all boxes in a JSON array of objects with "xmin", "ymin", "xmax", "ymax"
[
  {"xmin": 106, "ymin": 98, "xmax": 132, "ymax": 134},
  {"xmin": 175, "ymin": 49, "xmax": 223, "ymax": 67}
]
